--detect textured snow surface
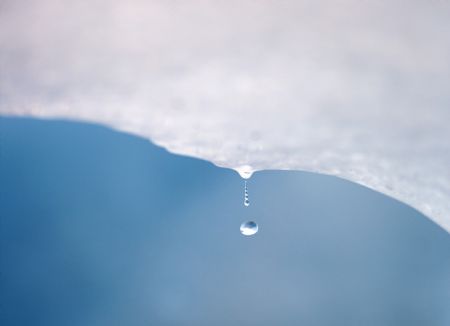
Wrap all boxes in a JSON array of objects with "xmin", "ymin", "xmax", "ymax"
[{"xmin": 1, "ymin": 0, "xmax": 450, "ymax": 231}]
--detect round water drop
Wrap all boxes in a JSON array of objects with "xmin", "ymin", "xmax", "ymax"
[
  {"xmin": 240, "ymin": 221, "xmax": 258, "ymax": 236},
  {"xmin": 244, "ymin": 198, "xmax": 250, "ymax": 206}
]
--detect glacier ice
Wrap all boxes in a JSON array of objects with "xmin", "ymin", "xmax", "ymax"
[{"xmin": 1, "ymin": 0, "xmax": 449, "ymax": 232}]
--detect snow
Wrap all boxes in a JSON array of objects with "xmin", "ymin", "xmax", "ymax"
[{"xmin": 1, "ymin": 0, "xmax": 450, "ymax": 231}]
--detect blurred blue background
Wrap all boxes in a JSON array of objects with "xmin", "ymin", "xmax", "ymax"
[{"xmin": 1, "ymin": 117, "xmax": 449, "ymax": 326}]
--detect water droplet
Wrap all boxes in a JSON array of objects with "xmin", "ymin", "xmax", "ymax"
[
  {"xmin": 244, "ymin": 180, "xmax": 250, "ymax": 206},
  {"xmin": 240, "ymin": 221, "xmax": 258, "ymax": 236},
  {"xmin": 236, "ymin": 165, "xmax": 254, "ymax": 179}
]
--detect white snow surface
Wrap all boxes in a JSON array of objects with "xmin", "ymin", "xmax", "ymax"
[{"xmin": 1, "ymin": 0, "xmax": 450, "ymax": 231}]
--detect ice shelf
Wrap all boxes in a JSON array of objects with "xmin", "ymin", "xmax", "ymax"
[{"xmin": 1, "ymin": 0, "xmax": 449, "ymax": 231}]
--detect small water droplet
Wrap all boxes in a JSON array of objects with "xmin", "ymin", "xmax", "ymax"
[
  {"xmin": 244, "ymin": 180, "xmax": 250, "ymax": 206},
  {"xmin": 240, "ymin": 221, "xmax": 258, "ymax": 236},
  {"xmin": 236, "ymin": 165, "xmax": 254, "ymax": 179}
]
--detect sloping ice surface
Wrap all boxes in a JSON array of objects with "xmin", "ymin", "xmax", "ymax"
[{"xmin": 1, "ymin": 0, "xmax": 449, "ymax": 231}]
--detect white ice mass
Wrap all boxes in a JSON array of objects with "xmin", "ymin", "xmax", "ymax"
[{"xmin": 1, "ymin": 0, "xmax": 449, "ymax": 231}]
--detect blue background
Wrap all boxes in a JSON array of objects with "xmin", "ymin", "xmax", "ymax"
[{"xmin": 1, "ymin": 117, "xmax": 449, "ymax": 325}]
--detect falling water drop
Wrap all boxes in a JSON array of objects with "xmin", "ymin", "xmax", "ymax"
[
  {"xmin": 240, "ymin": 221, "xmax": 258, "ymax": 236},
  {"xmin": 237, "ymin": 165, "xmax": 256, "ymax": 235},
  {"xmin": 244, "ymin": 180, "xmax": 250, "ymax": 206}
]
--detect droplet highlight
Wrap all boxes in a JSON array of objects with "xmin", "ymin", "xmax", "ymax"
[{"xmin": 240, "ymin": 221, "xmax": 258, "ymax": 236}]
